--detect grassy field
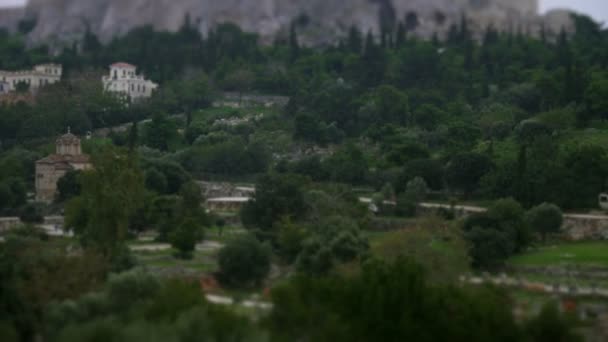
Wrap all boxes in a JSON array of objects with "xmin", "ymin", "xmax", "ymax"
[
  {"xmin": 509, "ymin": 242, "xmax": 608, "ymax": 267},
  {"xmin": 133, "ymin": 247, "xmax": 219, "ymax": 273}
]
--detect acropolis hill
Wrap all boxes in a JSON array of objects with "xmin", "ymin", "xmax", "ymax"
[{"xmin": 4, "ymin": 0, "xmax": 574, "ymax": 46}]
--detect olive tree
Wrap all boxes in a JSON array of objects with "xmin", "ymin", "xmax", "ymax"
[{"xmin": 525, "ymin": 203, "xmax": 563, "ymax": 241}]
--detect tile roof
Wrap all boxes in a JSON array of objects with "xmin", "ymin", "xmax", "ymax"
[
  {"xmin": 56, "ymin": 132, "xmax": 80, "ymax": 145},
  {"xmin": 111, "ymin": 62, "xmax": 136, "ymax": 69},
  {"xmin": 37, "ymin": 154, "xmax": 91, "ymax": 165}
]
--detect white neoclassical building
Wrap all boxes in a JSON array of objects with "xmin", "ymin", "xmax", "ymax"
[
  {"xmin": 102, "ymin": 62, "xmax": 158, "ymax": 101},
  {"xmin": 0, "ymin": 64, "xmax": 62, "ymax": 93}
]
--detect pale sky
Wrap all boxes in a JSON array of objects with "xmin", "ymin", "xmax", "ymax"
[{"xmin": 0, "ymin": 0, "xmax": 606, "ymax": 24}]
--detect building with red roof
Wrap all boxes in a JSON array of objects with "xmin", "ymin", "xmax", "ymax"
[{"xmin": 35, "ymin": 130, "xmax": 92, "ymax": 203}]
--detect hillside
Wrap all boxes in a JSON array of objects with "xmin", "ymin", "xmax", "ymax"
[{"xmin": 7, "ymin": 0, "xmax": 572, "ymax": 46}]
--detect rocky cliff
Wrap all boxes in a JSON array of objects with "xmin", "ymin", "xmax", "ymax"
[
  {"xmin": 0, "ymin": 6, "xmax": 25, "ymax": 33},
  {"xmin": 3, "ymin": 0, "xmax": 571, "ymax": 46}
]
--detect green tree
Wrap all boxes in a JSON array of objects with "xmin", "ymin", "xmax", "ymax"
[
  {"xmin": 525, "ymin": 303, "xmax": 583, "ymax": 342},
  {"xmin": 127, "ymin": 121, "xmax": 139, "ymax": 151},
  {"xmin": 465, "ymin": 226, "xmax": 515, "ymax": 270},
  {"xmin": 268, "ymin": 258, "xmax": 579, "ymax": 342},
  {"xmin": 371, "ymin": 217, "xmax": 470, "ymax": 284},
  {"xmin": 65, "ymin": 147, "xmax": 145, "ymax": 261},
  {"xmin": 222, "ymin": 69, "xmax": 255, "ymax": 104},
  {"xmin": 324, "ymin": 144, "xmax": 368, "ymax": 184},
  {"xmin": 56, "ymin": 170, "xmax": 82, "ymax": 202},
  {"xmin": 241, "ymin": 173, "xmax": 308, "ymax": 242},
  {"xmin": 400, "ymin": 158, "xmax": 444, "ymax": 191},
  {"xmin": 371, "ymin": 85, "xmax": 410, "ymax": 126},
  {"xmin": 19, "ymin": 204, "xmax": 44, "ymax": 224},
  {"xmin": 218, "ymin": 235, "xmax": 271, "ymax": 288},
  {"xmin": 142, "ymin": 159, "xmax": 191, "ymax": 194},
  {"xmin": 144, "ymin": 168, "xmax": 168, "ymax": 194},
  {"xmin": 276, "ymin": 219, "xmax": 309, "ymax": 264},
  {"xmin": 562, "ymin": 146, "xmax": 608, "ymax": 209},
  {"xmin": 526, "ymin": 203, "xmax": 563, "ymax": 241},
  {"xmin": 170, "ymin": 72, "xmax": 213, "ymax": 125},
  {"xmin": 446, "ymin": 153, "xmax": 494, "ymax": 198},
  {"xmin": 515, "ymin": 120, "xmax": 552, "ymax": 146},
  {"xmin": 0, "ymin": 182, "xmax": 12, "ymax": 210},
  {"xmin": 404, "ymin": 177, "xmax": 428, "ymax": 203},
  {"xmin": 45, "ymin": 270, "xmax": 263, "ymax": 341},
  {"xmin": 0, "ymin": 178, "xmax": 26, "ymax": 210},
  {"xmin": 585, "ymin": 72, "xmax": 608, "ymax": 120},
  {"xmin": 347, "ymin": 26, "xmax": 363, "ymax": 53},
  {"xmin": 412, "ymin": 104, "xmax": 444, "ymax": 130},
  {"xmin": 289, "ymin": 23, "xmax": 300, "ymax": 62},
  {"xmin": 0, "ymin": 230, "xmax": 107, "ymax": 341},
  {"xmin": 170, "ymin": 218, "xmax": 204, "ymax": 259},
  {"xmin": 463, "ymin": 198, "xmax": 530, "ymax": 269},
  {"xmin": 166, "ymin": 181, "xmax": 207, "ymax": 258},
  {"xmin": 144, "ymin": 112, "xmax": 176, "ymax": 151},
  {"xmin": 295, "ymin": 216, "xmax": 368, "ymax": 275}
]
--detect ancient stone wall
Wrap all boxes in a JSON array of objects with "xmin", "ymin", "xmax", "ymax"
[{"xmin": 418, "ymin": 203, "xmax": 608, "ymax": 241}]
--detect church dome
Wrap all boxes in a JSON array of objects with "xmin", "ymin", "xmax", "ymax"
[
  {"xmin": 56, "ymin": 132, "xmax": 80, "ymax": 145},
  {"xmin": 56, "ymin": 129, "xmax": 82, "ymax": 155}
]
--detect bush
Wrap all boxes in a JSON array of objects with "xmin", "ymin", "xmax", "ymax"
[
  {"xmin": 142, "ymin": 159, "xmax": 191, "ymax": 194},
  {"xmin": 525, "ymin": 203, "xmax": 563, "ymax": 241},
  {"xmin": 241, "ymin": 173, "xmax": 308, "ymax": 241},
  {"xmin": 180, "ymin": 138, "xmax": 270, "ymax": 176},
  {"xmin": 525, "ymin": 303, "xmax": 582, "ymax": 342},
  {"xmin": 405, "ymin": 177, "xmax": 428, "ymax": 203},
  {"xmin": 395, "ymin": 194, "xmax": 417, "ymax": 217},
  {"xmin": 295, "ymin": 216, "xmax": 369, "ymax": 275},
  {"xmin": 463, "ymin": 198, "xmax": 531, "ymax": 270},
  {"xmin": 56, "ymin": 171, "xmax": 82, "ymax": 202},
  {"xmin": 218, "ymin": 235, "xmax": 271, "ymax": 288},
  {"xmin": 144, "ymin": 168, "xmax": 168, "ymax": 194},
  {"xmin": 0, "ymin": 178, "xmax": 27, "ymax": 211},
  {"xmin": 170, "ymin": 218, "xmax": 204, "ymax": 260},
  {"xmin": 445, "ymin": 153, "xmax": 494, "ymax": 198},
  {"xmin": 268, "ymin": 258, "xmax": 581, "ymax": 341},
  {"xmin": 400, "ymin": 158, "xmax": 444, "ymax": 191},
  {"xmin": 19, "ymin": 203, "xmax": 44, "ymax": 224},
  {"xmin": 465, "ymin": 226, "xmax": 513, "ymax": 270}
]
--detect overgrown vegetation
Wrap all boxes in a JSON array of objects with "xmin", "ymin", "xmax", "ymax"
[{"xmin": 0, "ymin": 11, "xmax": 607, "ymax": 341}]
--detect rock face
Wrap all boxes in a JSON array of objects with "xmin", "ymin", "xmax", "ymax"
[
  {"xmin": 6, "ymin": 0, "xmax": 571, "ymax": 46},
  {"xmin": 0, "ymin": 6, "xmax": 25, "ymax": 33}
]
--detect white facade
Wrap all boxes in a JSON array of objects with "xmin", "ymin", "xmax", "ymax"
[
  {"xmin": 0, "ymin": 64, "xmax": 62, "ymax": 92},
  {"xmin": 102, "ymin": 62, "xmax": 158, "ymax": 101}
]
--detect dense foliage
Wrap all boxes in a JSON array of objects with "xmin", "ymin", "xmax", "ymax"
[
  {"xmin": 267, "ymin": 258, "xmax": 581, "ymax": 342},
  {"xmin": 218, "ymin": 235, "xmax": 272, "ymax": 288},
  {"xmin": 0, "ymin": 12, "xmax": 606, "ymax": 341},
  {"xmin": 1, "ymin": 14, "xmax": 608, "ymax": 210}
]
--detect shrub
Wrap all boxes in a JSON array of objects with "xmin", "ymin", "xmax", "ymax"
[
  {"xmin": 296, "ymin": 216, "xmax": 368, "ymax": 275},
  {"xmin": 19, "ymin": 203, "xmax": 44, "ymax": 224},
  {"xmin": 525, "ymin": 203, "xmax": 563, "ymax": 241},
  {"xmin": 218, "ymin": 235, "xmax": 271, "ymax": 288},
  {"xmin": 405, "ymin": 177, "xmax": 428, "ymax": 203},
  {"xmin": 170, "ymin": 218, "xmax": 204, "ymax": 260}
]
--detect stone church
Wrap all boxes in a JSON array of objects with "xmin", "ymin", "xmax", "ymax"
[{"xmin": 35, "ymin": 130, "xmax": 91, "ymax": 203}]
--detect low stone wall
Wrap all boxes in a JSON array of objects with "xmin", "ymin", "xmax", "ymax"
[
  {"xmin": 197, "ymin": 181, "xmax": 255, "ymax": 199},
  {"xmin": 418, "ymin": 203, "xmax": 608, "ymax": 241},
  {"xmin": 0, "ymin": 217, "xmax": 21, "ymax": 232},
  {"xmin": 0, "ymin": 216, "xmax": 66, "ymax": 235},
  {"xmin": 214, "ymin": 92, "xmax": 289, "ymax": 108},
  {"xmin": 562, "ymin": 214, "xmax": 608, "ymax": 241}
]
